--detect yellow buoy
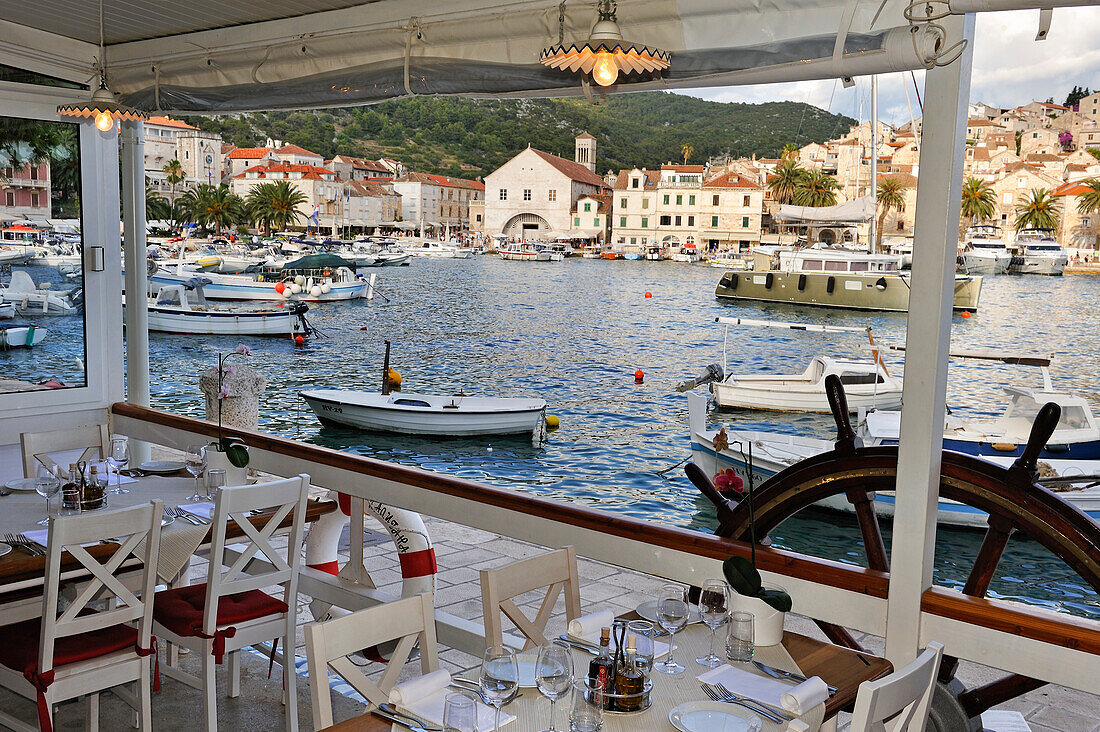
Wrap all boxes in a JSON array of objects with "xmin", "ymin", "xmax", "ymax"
[
  {"xmin": 545, "ymin": 415, "xmax": 560, "ymax": 430},
  {"xmin": 992, "ymin": 442, "xmax": 1017, "ymax": 452},
  {"xmin": 386, "ymin": 367, "xmax": 402, "ymax": 390}
]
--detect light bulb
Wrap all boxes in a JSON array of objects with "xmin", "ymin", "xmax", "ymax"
[
  {"xmin": 94, "ymin": 110, "xmax": 114, "ymax": 132},
  {"xmin": 592, "ymin": 52, "xmax": 619, "ymax": 86}
]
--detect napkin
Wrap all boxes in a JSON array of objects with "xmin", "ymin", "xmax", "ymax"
[
  {"xmin": 85, "ymin": 462, "xmax": 138, "ymax": 485},
  {"xmin": 780, "ymin": 676, "xmax": 829, "ymax": 716},
  {"xmin": 180, "ymin": 502, "xmax": 215, "ymax": 520},
  {"xmin": 388, "ymin": 670, "xmax": 515, "ymax": 731},
  {"xmin": 23, "ymin": 529, "xmax": 99, "ymax": 549},
  {"xmin": 697, "ymin": 664, "xmax": 792, "ymax": 708},
  {"xmin": 567, "ymin": 610, "xmax": 615, "ymax": 639}
]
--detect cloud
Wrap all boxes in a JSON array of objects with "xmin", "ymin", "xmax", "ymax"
[{"xmin": 678, "ymin": 8, "xmax": 1100, "ymax": 127}]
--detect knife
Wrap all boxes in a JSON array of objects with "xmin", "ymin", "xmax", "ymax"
[
  {"xmin": 378, "ymin": 703, "xmax": 443, "ymax": 731},
  {"xmin": 370, "ymin": 708, "xmax": 429, "ymax": 732},
  {"xmin": 557, "ymin": 635, "xmax": 599, "ymax": 655},
  {"xmin": 753, "ymin": 660, "xmax": 837, "ymax": 694}
]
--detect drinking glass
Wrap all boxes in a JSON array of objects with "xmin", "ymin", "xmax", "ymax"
[
  {"xmin": 726, "ymin": 611, "xmax": 755, "ymax": 663},
  {"xmin": 568, "ymin": 677, "xmax": 603, "ymax": 732},
  {"xmin": 206, "ymin": 468, "xmax": 227, "ymax": 500},
  {"xmin": 535, "ymin": 642, "xmax": 573, "ymax": 732},
  {"xmin": 185, "ymin": 444, "xmax": 208, "ymax": 502},
  {"xmin": 34, "ymin": 464, "xmax": 61, "ymax": 525},
  {"xmin": 655, "ymin": 583, "xmax": 689, "ymax": 674},
  {"xmin": 626, "ymin": 620, "xmax": 655, "ymax": 679},
  {"xmin": 697, "ymin": 579, "xmax": 729, "ymax": 668},
  {"xmin": 106, "ymin": 436, "xmax": 130, "ymax": 494},
  {"xmin": 480, "ymin": 646, "xmax": 518, "ymax": 732},
  {"xmin": 443, "ymin": 692, "xmax": 478, "ymax": 732}
]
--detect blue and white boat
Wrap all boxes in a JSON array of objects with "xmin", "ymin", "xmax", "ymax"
[{"xmin": 151, "ymin": 266, "xmax": 369, "ymax": 302}]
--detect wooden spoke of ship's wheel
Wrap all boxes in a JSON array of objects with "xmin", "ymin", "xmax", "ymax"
[{"xmin": 692, "ymin": 377, "xmax": 1100, "ymax": 730}]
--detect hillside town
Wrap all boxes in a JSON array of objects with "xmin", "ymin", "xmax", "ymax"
[{"xmin": 5, "ymin": 94, "xmax": 1100, "ymax": 257}]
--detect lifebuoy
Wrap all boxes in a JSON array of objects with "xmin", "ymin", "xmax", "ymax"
[{"xmin": 306, "ymin": 491, "xmax": 436, "ymax": 620}]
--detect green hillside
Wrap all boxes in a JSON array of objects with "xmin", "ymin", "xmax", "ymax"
[{"xmin": 185, "ymin": 92, "xmax": 854, "ymax": 179}]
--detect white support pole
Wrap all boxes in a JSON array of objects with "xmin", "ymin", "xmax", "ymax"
[
  {"xmin": 121, "ymin": 120, "xmax": 151, "ymax": 465},
  {"xmin": 883, "ymin": 13, "xmax": 975, "ymax": 666},
  {"xmin": 870, "ymin": 76, "xmax": 878, "ymax": 253}
]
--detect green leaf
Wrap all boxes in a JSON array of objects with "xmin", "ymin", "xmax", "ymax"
[
  {"xmin": 757, "ymin": 588, "xmax": 793, "ymax": 614},
  {"xmin": 723, "ymin": 555, "xmax": 762, "ymax": 597},
  {"xmin": 218, "ymin": 437, "xmax": 251, "ymax": 468}
]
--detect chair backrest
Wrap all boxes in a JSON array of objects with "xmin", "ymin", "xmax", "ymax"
[
  {"xmin": 40, "ymin": 500, "xmax": 163, "ymax": 675},
  {"xmin": 480, "ymin": 546, "xmax": 582, "ymax": 651},
  {"xmin": 849, "ymin": 642, "xmax": 945, "ymax": 732},
  {"xmin": 202, "ymin": 474, "xmax": 309, "ymax": 637},
  {"xmin": 20, "ymin": 424, "xmax": 111, "ymax": 478},
  {"xmin": 304, "ymin": 593, "xmax": 439, "ymax": 729}
]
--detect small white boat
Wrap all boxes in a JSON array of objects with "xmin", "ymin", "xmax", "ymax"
[
  {"xmin": 498, "ymin": 244, "xmax": 539, "ymax": 261},
  {"xmin": 409, "ymin": 240, "xmax": 473, "ymax": 259},
  {"xmin": 0, "ymin": 323, "xmax": 46, "ymax": 348},
  {"xmin": 1009, "ymin": 229, "xmax": 1068, "ymax": 276},
  {"xmin": 151, "ymin": 265, "xmax": 368, "ymax": 302},
  {"xmin": 134, "ymin": 278, "xmax": 314, "ymax": 339},
  {"xmin": 707, "ymin": 254, "xmax": 749, "ymax": 270},
  {"xmin": 960, "ymin": 225, "xmax": 1011, "ymax": 275},
  {"xmin": 645, "ymin": 245, "xmax": 667, "ymax": 261},
  {"xmin": 0, "ymin": 270, "xmax": 81, "ymax": 314},
  {"xmin": 701, "ymin": 317, "xmax": 903, "ymax": 413},
  {"xmin": 0, "ymin": 302, "xmax": 14, "ymax": 319},
  {"xmin": 671, "ymin": 246, "xmax": 700, "ymax": 263},
  {"xmin": 300, "ymin": 389, "xmax": 547, "ymax": 437}
]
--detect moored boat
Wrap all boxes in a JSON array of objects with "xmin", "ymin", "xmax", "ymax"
[
  {"xmin": 0, "ymin": 323, "xmax": 46, "ymax": 348},
  {"xmin": 134, "ymin": 278, "xmax": 314, "ymax": 339},
  {"xmin": 960, "ymin": 224, "xmax": 1012, "ymax": 275},
  {"xmin": 1009, "ymin": 228, "xmax": 1068, "ymax": 275}
]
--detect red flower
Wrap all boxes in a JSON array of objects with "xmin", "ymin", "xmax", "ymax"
[{"xmin": 714, "ymin": 469, "xmax": 744, "ymax": 493}]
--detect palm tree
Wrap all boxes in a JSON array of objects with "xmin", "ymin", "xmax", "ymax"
[
  {"xmin": 767, "ymin": 159, "xmax": 805, "ymax": 205},
  {"xmin": 960, "ymin": 177, "xmax": 996, "ymax": 224},
  {"xmin": 246, "ymin": 181, "xmax": 307, "ymax": 234},
  {"xmin": 875, "ymin": 177, "xmax": 908, "ymax": 251},
  {"xmin": 163, "ymin": 158, "xmax": 186, "ymax": 202},
  {"xmin": 145, "ymin": 186, "xmax": 170, "ymax": 221},
  {"xmin": 781, "ymin": 143, "xmax": 799, "ymax": 161},
  {"xmin": 1076, "ymin": 179, "xmax": 1100, "ymax": 216},
  {"xmin": 1014, "ymin": 188, "xmax": 1060, "ymax": 232},
  {"xmin": 681, "ymin": 143, "xmax": 694, "ymax": 165},
  {"xmin": 793, "ymin": 169, "xmax": 839, "ymax": 208},
  {"xmin": 181, "ymin": 184, "xmax": 246, "ymax": 235}
]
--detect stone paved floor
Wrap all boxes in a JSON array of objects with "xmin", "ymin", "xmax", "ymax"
[{"xmin": 2, "ymin": 512, "xmax": 1094, "ymax": 730}]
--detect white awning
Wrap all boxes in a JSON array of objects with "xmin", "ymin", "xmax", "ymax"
[
  {"xmin": 775, "ymin": 195, "xmax": 875, "ymax": 224},
  {"xmin": 0, "ymin": 0, "xmax": 982, "ymax": 113}
]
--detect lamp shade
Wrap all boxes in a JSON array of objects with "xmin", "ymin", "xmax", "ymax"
[
  {"xmin": 57, "ymin": 87, "xmax": 147, "ymax": 129},
  {"xmin": 540, "ymin": 6, "xmax": 670, "ymax": 86}
]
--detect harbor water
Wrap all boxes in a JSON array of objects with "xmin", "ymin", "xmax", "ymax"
[{"xmin": 34, "ymin": 257, "xmax": 1097, "ymax": 619}]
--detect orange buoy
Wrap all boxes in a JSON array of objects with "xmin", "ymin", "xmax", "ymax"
[
  {"xmin": 634, "ymin": 368, "xmax": 644, "ymax": 383},
  {"xmin": 644, "ymin": 291, "xmax": 653, "ymax": 298},
  {"xmin": 294, "ymin": 335, "xmax": 305, "ymax": 345},
  {"xmin": 275, "ymin": 282, "xmax": 286, "ymax": 294},
  {"xmin": 961, "ymin": 311, "xmax": 972, "ymax": 318}
]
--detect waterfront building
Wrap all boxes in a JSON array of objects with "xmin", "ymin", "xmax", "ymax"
[
  {"xmin": 988, "ymin": 161, "xmax": 1061, "ymax": 238},
  {"xmin": 700, "ymin": 172, "xmax": 767, "ymax": 251},
  {"xmin": 611, "ymin": 167, "xmax": 660, "ymax": 251},
  {"xmin": 1053, "ymin": 179, "xmax": 1100, "ymax": 252},
  {"xmin": 482, "ymin": 137, "xmax": 609, "ymax": 239},
  {"xmin": 224, "ymin": 147, "xmax": 278, "ymax": 179},
  {"xmin": 345, "ymin": 179, "xmax": 402, "ymax": 231},
  {"xmin": 392, "ymin": 171, "xmax": 484, "ymax": 236},
  {"xmin": 328, "ymin": 155, "xmax": 392, "ymax": 182},
  {"xmin": 0, "ymin": 159, "xmax": 50, "ymax": 221},
  {"xmin": 143, "ymin": 116, "xmax": 223, "ymax": 199},
  {"xmin": 229, "ymin": 162, "xmax": 346, "ymax": 234},
  {"xmin": 569, "ymin": 193, "xmax": 610, "ymax": 242}
]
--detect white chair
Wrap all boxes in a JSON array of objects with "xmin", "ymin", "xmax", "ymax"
[
  {"xmin": 19, "ymin": 424, "xmax": 111, "ymax": 478},
  {"xmin": 304, "ymin": 593, "xmax": 439, "ymax": 730},
  {"xmin": 152, "ymin": 474, "xmax": 309, "ymax": 732},
  {"xmin": 480, "ymin": 545, "xmax": 582, "ymax": 651},
  {"xmin": 0, "ymin": 500, "xmax": 163, "ymax": 732},
  {"xmin": 849, "ymin": 641, "xmax": 945, "ymax": 732}
]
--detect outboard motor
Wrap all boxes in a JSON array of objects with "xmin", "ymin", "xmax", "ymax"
[{"xmin": 675, "ymin": 363, "xmax": 724, "ymax": 393}]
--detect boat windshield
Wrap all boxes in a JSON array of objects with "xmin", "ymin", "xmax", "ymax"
[{"xmin": 1006, "ymin": 394, "xmax": 1092, "ymax": 431}]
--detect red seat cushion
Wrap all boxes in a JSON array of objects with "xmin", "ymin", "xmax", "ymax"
[
  {"xmin": 153, "ymin": 583, "xmax": 288, "ymax": 638},
  {"xmin": 0, "ymin": 616, "xmax": 139, "ymax": 674}
]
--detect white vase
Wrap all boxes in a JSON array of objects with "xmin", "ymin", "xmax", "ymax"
[
  {"xmin": 729, "ymin": 588, "xmax": 787, "ymax": 647},
  {"xmin": 206, "ymin": 445, "xmax": 249, "ymax": 487}
]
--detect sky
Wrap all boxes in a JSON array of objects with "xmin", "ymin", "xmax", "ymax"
[{"xmin": 679, "ymin": 8, "xmax": 1100, "ymax": 127}]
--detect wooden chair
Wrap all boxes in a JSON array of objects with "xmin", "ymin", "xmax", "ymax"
[
  {"xmin": 19, "ymin": 424, "xmax": 111, "ymax": 478},
  {"xmin": 480, "ymin": 546, "xmax": 582, "ymax": 651},
  {"xmin": 304, "ymin": 593, "xmax": 439, "ymax": 730},
  {"xmin": 0, "ymin": 500, "xmax": 162, "ymax": 732},
  {"xmin": 849, "ymin": 642, "xmax": 945, "ymax": 732},
  {"xmin": 152, "ymin": 474, "xmax": 309, "ymax": 732}
]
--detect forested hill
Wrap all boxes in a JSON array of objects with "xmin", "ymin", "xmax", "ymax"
[{"xmin": 185, "ymin": 92, "xmax": 855, "ymax": 179}]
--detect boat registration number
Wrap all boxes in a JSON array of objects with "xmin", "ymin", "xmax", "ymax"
[{"xmin": 320, "ymin": 404, "xmax": 344, "ymax": 413}]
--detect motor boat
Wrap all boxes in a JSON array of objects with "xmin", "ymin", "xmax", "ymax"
[
  {"xmin": 0, "ymin": 302, "xmax": 14, "ymax": 319},
  {"xmin": 408, "ymin": 240, "xmax": 472, "ymax": 259},
  {"xmin": 0, "ymin": 270, "xmax": 81, "ymax": 314},
  {"xmin": 645, "ymin": 244, "xmax": 667, "ymax": 261},
  {"xmin": 960, "ymin": 225, "xmax": 1011, "ymax": 275},
  {"xmin": 671, "ymin": 245, "xmax": 700, "ymax": 263},
  {"xmin": 133, "ymin": 277, "xmax": 314, "ymax": 339},
  {"xmin": 300, "ymin": 389, "xmax": 547, "ymax": 437},
  {"xmin": 1009, "ymin": 229, "xmax": 1068, "ymax": 275},
  {"xmin": 0, "ymin": 323, "xmax": 46, "ymax": 348},
  {"xmin": 498, "ymin": 243, "xmax": 540, "ymax": 261}
]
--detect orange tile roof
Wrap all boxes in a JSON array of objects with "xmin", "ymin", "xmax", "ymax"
[
  {"xmin": 228, "ymin": 147, "xmax": 275, "ymax": 159},
  {"xmin": 275, "ymin": 144, "xmax": 323, "ymax": 158},
  {"xmin": 613, "ymin": 169, "xmax": 659, "ymax": 190},
  {"xmin": 877, "ymin": 173, "xmax": 918, "ymax": 187},
  {"xmin": 661, "ymin": 164, "xmax": 706, "ymax": 173},
  {"xmin": 703, "ymin": 173, "xmax": 761, "ymax": 189},
  {"xmin": 1053, "ymin": 180, "xmax": 1092, "ymax": 196},
  {"xmin": 146, "ymin": 115, "xmax": 196, "ymax": 130},
  {"xmin": 239, "ymin": 163, "xmax": 338, "ymax": 177},
  {"xmin": 530, "ymin": 149, "xmax": 608, "ymax": 188}
]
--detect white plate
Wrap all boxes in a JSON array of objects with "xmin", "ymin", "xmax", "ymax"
[
  {"xmin": 636, "ymin": 600, "xmax": 703, "ymax": 626},
  {"xmin": 138, "ymin": 461, "xmax": 185, "ymax": 475},
  {"xmin": 4, "ymin": 477, "xmax": 39, "ymax": 492},
  {"xmin": 0, "ymin": 542, "xmax": 10, "ymax": 558},
  {"xmin": 517, "ymin": 650, "xmax": 539, "ymax": 687},
  {"xmin": 669, "ymin": 701, "xmax": 762, "ymax": 732}
]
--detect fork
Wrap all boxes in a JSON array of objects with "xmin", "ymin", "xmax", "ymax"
[
  {"xmin": 715, "ymin": 682, "xmax": 794, "ymax": 722},
  {"xmin": 6, "ymin": 532, "xmax": 44, "ymax": 556},
  {"xmin": 700, "ymin": 683, "xmax": 787, "ymax": 724},
  {"xmin": 169, "ymin": 506, "xmax": 203, "ymax": 526},
  {"xmin": 178, "ymin": 506, "xmax": 211, "ymax": 525}
]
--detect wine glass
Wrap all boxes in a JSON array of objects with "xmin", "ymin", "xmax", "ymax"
[
  {"xmin": 107, "ymin": 436, "xmax": 130, "ymax": 495},
  {"xmin": 655, "ymin": 583, "xmax": 689, "ymax": 674},
  {"xmin": 480, "ymin": 646, "xmax": 518, "ymax": 732},
  {"xmin": 535, "ymin": 642, "xmax": 573, "ymax": 732},
  {"xmin": 185, "ymin": 444, "xmax": 208, "ymax": 502},
  {"xmin": 697, "ymin": 579, "xmax": 729, "ymax": 668},
  {"xmin": 34, "ymin": 464, "xmax": 61, "ymax": 525}
]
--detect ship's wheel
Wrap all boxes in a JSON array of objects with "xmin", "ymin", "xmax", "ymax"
[{"xmin": 690, "ymin": 375, "xmax": 1100, "ymax": 732}]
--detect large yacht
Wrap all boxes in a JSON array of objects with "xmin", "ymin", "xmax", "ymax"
[
  {"xmin": 960, "ymin": 224, "xmax": 1012, "ymax": 275},
  {"xmin": 1009, "ymin": 228, "xmax": 1069, "ymax": 275}
]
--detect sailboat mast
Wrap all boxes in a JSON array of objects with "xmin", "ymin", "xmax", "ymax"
[{"xmin": 870, "ymin": 76, "xmax": 878, "ymax": 253}]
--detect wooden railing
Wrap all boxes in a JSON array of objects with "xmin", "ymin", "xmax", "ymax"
[{"xmin": 110, "ymin": 402, "xmax": 1100, "ymax": 694}]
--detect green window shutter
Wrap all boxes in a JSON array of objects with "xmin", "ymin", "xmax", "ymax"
[
  {"xmin": 711, "ymin": 216, "xmax": 718, "ymax": 227},
  {"xmin": 620, "ymin": 217, "xmax": 627, "ymax": 227},
  {"xmin": 742, "ymin": 216, "xmax": 749, "ymax": 228},
  {"xmin": 676, "ymin": 195, "xmax": 682, "ymax": 205},
  {"xmin": 575, "ymin": 217, "xmax": 580, "ymax": 226},
  {"xmin": 642, "ymin": 218, "xmax": 648, "ymax": 228},
  {"xmin": 689, "ymin": 195, "xmax": 696, "ymax": 205},
  {"xmin": 663, "ymin": 195, "xmax": 669, "ymax": 205},
  {"xmin": 594, "ymin": 218, "xmax": 600, "ymax": 227}
]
